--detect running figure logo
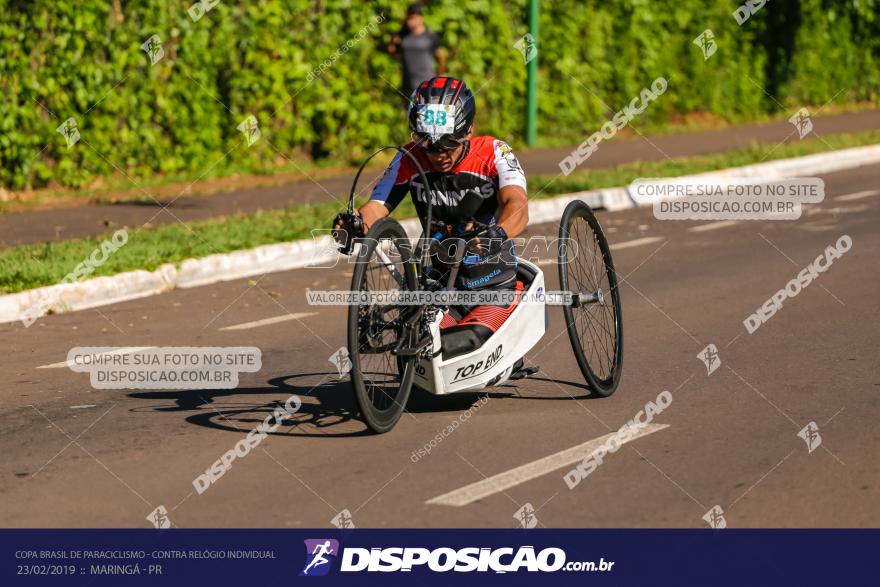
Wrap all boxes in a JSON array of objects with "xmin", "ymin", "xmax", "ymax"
[
  {"xmin": 330, "ymin": 508, "xmax": 356, "ymax": 529},
  {"xmin": 514, "ymin": 503, "xmax": 538, "ymax": 529},
  {"xmin": 300, "ymin": 539, "xmax": 339, "ymax": 577},
  {"xmin": 797, "ymin": 421, "xmax": 822, "ymax": 453},
  {"xmin": 693, "ymin": 29, "xmax": 717, "ymax": 60},
  {"xmin": 140, "ymin": 35, "xmax": 165, "ymax": 65},
  {"xmin": 145, "ymin": 505, "xmax": 172, "ymax": 529},
  {"xmin": 237, "ymin": 114, "xmax": 261, "ymax": 147},
  {"xmin": 329, "ymin": 347, "xmax": 352, "ymax": 378},
  {"xmin": 789, "ymin": 108, "xmax": 813, "ymax": 139},
  {"xmin": 514, "ymin": 33, "xmax": 538, "ymax": 64},
  {"xmin": 309, "ymin": 229, "xmax": 344, "ymax": 268},
  {"xmin": 56, "ymin": 118, "xmax": 80, "ymax": 149},
  {"xmin": 702, "ymin": 505, "xmax": 727, "ymax": 529},
  {"xmin": 697, "ymin": 344, "xmax": 721, "ymax": 376}
]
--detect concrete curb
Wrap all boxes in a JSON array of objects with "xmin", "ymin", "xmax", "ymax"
[{"xmin": 2, "ymin": 143, "xmax": 878, "ymax": 325}]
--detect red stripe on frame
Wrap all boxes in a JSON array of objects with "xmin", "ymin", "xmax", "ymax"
[{"xmin": 457, "ymin": 281, "xmax": 525, "ymax": 333}]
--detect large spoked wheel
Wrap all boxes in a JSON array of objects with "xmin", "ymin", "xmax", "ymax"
[
  {"xmin": 348, "ymin": 218, "xmax": 419, "ymax": 433},
  {"xmin": 558, "ymin": 200, "xmax": 623, "ymax": 396}
]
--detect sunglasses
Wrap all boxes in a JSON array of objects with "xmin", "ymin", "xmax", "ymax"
[{"xmin": 412, "ymin": 133, "xmax": 467, "ymax": 154}]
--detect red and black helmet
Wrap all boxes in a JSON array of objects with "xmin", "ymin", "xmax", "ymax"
[{"xmin": 408, "ymin": 76, "xmax": 476, "ymax": 151}]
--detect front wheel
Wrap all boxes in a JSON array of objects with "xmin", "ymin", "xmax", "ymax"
[
  {"xmin": 558, "ymin": 200, "xmax": 623, "ymax": 396},
  {"xmin": 348, "ymin": 217, "xmax": 419, "ymax": 433}
]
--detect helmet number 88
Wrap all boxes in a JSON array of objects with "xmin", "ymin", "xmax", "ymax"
[{"xmin": 423, "ymin": 109, "xmax": 447, "ymax": 126}]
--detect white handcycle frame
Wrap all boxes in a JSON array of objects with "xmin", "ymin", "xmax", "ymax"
[{"xmin": 412, "ymin": 259, "xmax": 547, "ymax": 395}]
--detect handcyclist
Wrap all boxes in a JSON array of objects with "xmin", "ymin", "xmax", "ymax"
[{"xmin": 332, "ymin": 76, "xmax": 530, "ymax": 360}]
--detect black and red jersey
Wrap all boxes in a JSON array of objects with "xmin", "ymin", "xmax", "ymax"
[{"xmin": 369, "ymin": 136, "xmax": 528, "ymax": 227}]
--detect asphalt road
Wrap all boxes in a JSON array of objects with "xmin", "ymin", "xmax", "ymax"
[
  {"xmin": 2, "ymin": 109, "xmax": 879, "ymax": 247},
  {"xmin": 1, "ymin": 163, "xmax": 878, "ymax": 528}
]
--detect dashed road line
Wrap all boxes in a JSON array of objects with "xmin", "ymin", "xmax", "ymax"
[
  {"xmin": 37, "ymin": 347, "xmax": 155, "ymax": 369},
  {"xmin": 687, "ymin": 220, "xmax": 739, "ymax": 232},
  {"xmin": 218, "ymin": 312, "xmax": 318, "ymax": 331},
  {"xmin": 610, "ymin": 236, "xmax": 665, "ymax": 251},
  {"xmin": 425, "ymin": 424, "xmax": 669, "ymax": 507},
  {"xmin": 835, "ymin": 190, "xmax": 879, "ymax": 202}
]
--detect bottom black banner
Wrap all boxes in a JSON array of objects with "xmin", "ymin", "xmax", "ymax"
[{"xmin": 4, "ymin": 529, "xmax": 876, "ymax": 585}]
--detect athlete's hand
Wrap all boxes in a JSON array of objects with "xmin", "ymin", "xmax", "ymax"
[
  {"xmin": 332, "ymin": 212, "xmax": 364, "ymax": 249},
  {"xmin": 467, "ymin": 224, "xmax": 508, "ymax": 257}
]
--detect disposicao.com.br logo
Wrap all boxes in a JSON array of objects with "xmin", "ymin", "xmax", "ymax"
[{"xmin": 302, "ymin": 543, "xmax": 614, "ymax": 574}]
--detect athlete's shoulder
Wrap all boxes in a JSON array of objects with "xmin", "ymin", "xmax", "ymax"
[
  {"xmin": 469, "ymin": 135, "xmax": 498, "ymax": 153},
  {"xmin": 471, "ymin": 135, "xmax": 517, "ymax": 147},
  {"xmin": 472, "ymin": 135, "xmax": 521, "ymax": 159},
  {"xmin": 392, "ymin": 142, "xmax": 430, "ymax": 179},
  {"xmin": 464, "ymin": 136, "xmax": 505, "ymax": 167}
]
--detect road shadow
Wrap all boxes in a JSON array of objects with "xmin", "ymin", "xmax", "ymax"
[
  {"xmin": 129, "ymin": 372, "xmax": 370, "ymax": 438},
  {"xmin": 498, "ymin": 375, "xmax": 600, "ymax": 400},
  {"xmin": 128, "ymin": 370, "xmax": 599, "ymax": 437},
  {"xmin": 409, "ymin": 374, "xmax": 598, "ymax": 410}
]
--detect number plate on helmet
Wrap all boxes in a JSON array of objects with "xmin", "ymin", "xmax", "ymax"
[{"xmin": 416, "ymin": 104, "xmax": 457, "ymax": 140}]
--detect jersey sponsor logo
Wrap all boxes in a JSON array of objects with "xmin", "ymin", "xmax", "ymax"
[
  {"xmin": 464, "ymin": 268, "xmax": 501, "ymax": 289},
  {"xmin": 410, "ymin": 180, "xmax": 495, "ymax": 205},
  {"xmin": 496, "ymin": 141, "xmax": 523, "ymax": 172}
]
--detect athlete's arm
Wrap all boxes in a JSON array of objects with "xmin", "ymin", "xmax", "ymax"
[
  {"xmin": 357, "ymin": 200, "xmax": 390, "ymax": 232},
  {"xmin": 493, "ymin": 140, "xmax": 529, "ymax": 238},
  {"xmin": 333, "ymin": 153, "xmax": 409, "ymax": 242},
  {"xmin": 496, "ymin": 185, "xmax": 529, "ymax": 238},
  {"xmin": 344, "ymin": 150, "xmax": 410, "ymax": 233}
]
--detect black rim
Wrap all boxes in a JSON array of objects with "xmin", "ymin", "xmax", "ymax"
[
  {"xmin": 348, "ymin": 219, "xmax": 416, "ymax": 431},
  {"xmin": 559, "ymin": 201, "xmax": 623, "ymax": 395}
]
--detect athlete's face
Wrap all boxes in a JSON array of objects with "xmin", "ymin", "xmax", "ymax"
[
  {"xmin": 425, "ymin": 143, "xmax": 464, "ymax": 172},
  {"xmin": 424, "ymin": 130, "xmax": 472, "ymax": 172}
]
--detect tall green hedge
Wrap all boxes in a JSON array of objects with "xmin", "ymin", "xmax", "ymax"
[{"xmin": 1, "ymin": 0, "xmax": 878, "ymax": 190}]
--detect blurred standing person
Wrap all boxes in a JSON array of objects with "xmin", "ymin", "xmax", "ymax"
[{"xmin": 388, "ymin": 4, "xmax": 446, "ymax": 102}]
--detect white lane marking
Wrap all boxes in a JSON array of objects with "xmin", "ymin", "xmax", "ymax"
[
  {"xmin": 37, "ymin": 347, "xmax": 155, "ymax": 369},
  {"xmin": 835, "ymin": 190, "xmax": 879, "ymax": 202},
  {"xmin": 218, "ymin": 312, "xmax": 318, "ymax": 331},
  {"xmin": 687, "ymin": 220, "xmax": 739, "ymax": 233},
  {"xmin": 425, "ymin": 423, "xmax": 669, "ymax": 507},
  {"xmin": 609, "ymin": 236, "xmax": 664, "ymax": 251},
  {"xmin": 536, "ymin": 258, "xmax": 556, "ymax": 266},
  {"xmin": 70, "ymin": 405, "xmax": 97, "ymax": 409}
]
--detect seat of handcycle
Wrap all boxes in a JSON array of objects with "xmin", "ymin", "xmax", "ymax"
[{"xmin": 439, "ymin": 262, "xmax": 537, "ymax": 360}]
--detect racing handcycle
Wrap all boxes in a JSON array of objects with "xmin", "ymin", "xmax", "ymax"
[{"xmin": 337, "ymin": 146, "xmax": 623, "ymax": 433}]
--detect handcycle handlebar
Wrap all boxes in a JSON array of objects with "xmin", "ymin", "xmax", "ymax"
[{"xmin": 346, "ymin": 145, "xmax": 437, "ymax": 268}]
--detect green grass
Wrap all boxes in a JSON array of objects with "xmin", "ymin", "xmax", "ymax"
[{"xmin": 2, "ymin": 129, "xmax": 879, "ymax": 294}]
